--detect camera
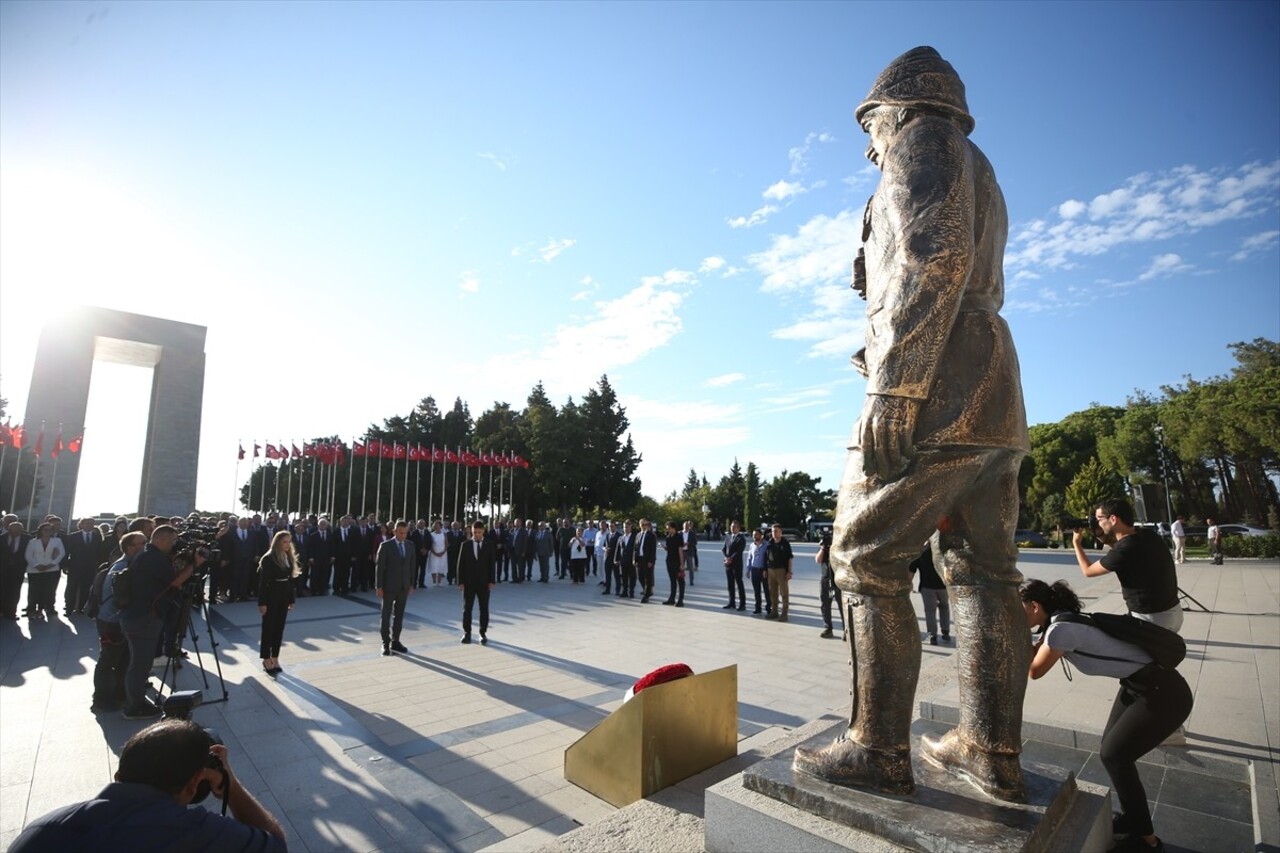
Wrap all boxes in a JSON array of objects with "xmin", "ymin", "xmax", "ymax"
[
  {"xmin": 161, "ymin": 690, "xmax": 226, "ymax": 806},
  {"xmin": 1060, "ymin": 515, "xmax": 1100, "ymax": 531}
]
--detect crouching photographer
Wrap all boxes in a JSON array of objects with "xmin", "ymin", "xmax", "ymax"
[{"xmin": 9, "ymin": 718, "xmax": 287, "ymax": 852}]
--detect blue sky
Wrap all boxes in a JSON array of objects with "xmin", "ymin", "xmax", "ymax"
[{"xmin": 1, "ymin": 0, "xmax": 1277, "ymax": 516}]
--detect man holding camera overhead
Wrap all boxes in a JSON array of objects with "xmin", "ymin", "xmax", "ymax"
[{"xmin": 1075, "ymin": 498, "xmax": 1182, "ymax": 632}]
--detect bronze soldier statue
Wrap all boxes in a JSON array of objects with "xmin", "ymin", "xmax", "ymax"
[{"xmin": 793, "ymin": 46, "xmax": 1031, "ymax": 802}]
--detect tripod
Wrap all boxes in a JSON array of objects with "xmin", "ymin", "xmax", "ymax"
[
  {"xmin": 1178, "ymin": 585, "xmax": 1210, "ymax": 613},
  {"xmin": 159, "ymin": 576, "xmax": 229, "ymax": 705}
]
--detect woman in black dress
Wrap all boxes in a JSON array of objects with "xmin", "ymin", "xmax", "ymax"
[
  {"xmin": 662, "ymin": 521, "xmax": 686, "ymax": 607},
  {"xmin": 257, "ymin": 530, "xmax": 299, "ymax": 675}
]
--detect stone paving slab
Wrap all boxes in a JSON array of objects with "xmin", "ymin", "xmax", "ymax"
[{"xmin": 1, "ymin": 550, "xmax": 1275, "ymax": 852}]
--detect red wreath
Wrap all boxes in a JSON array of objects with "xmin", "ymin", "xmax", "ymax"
[{"xmin": 631, "ymin": 663, "xmax": 694, "ymax": 696}]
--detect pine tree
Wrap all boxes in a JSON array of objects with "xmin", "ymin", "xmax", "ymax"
[{"xmin": 743, "ymin": 462, "xmax": 761, "ymax": 530}]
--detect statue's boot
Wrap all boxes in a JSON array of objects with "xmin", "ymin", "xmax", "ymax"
[
  {"xmin": 794, "ymin": 593, "xmax": 918, "ymax": 795},
  {"xmin": 919, "ymin": 583, "xmax": 1030, "ymax": 802}
]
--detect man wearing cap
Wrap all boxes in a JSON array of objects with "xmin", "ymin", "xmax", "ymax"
[{"xmin": 794, "ymin": 46, "xmax": 1031, "ymax": 802}]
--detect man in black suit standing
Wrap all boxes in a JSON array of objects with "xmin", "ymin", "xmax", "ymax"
[
  {"xmin": 64, "ymin": 517, "xmax": 107, "ymax": 616},
  {"xmin": 508, "ymin": 519, "xmax": 528, "ymax": 584},
  {"xmin": 634, "ymin": 518, "xmax": 658, "ymax": 603},
  {"xmin": 306, "ymin": 519, "xmax": 336, "ymax": 596},
  {"xmin": 721, "ymin": 520, "xmax": 747, "ymax": 611},
  {"xmin": 376, "ymin": 521, "xmax": 415, "ymax": 655},
  {"xmin": 457, "ymin": 521, "xmax": 496, "ymax": 645},
  {"xmin": 600, "ymin": 520, "xmax": 620, "ymax": 595},
  {"xmin": 615, "ymin": 520, "xmax": 636, "ymax": 599},
  {"xmin": 332, "ymin": 516, "xmax": 363, "ymax": 595},
  {"xmin": 411, "ymin": 519, "xmax": 430, "ymax": 588},
  {"xmin": 1, "ymin": 517, "xmax": 31, "ymax": 620},
  {"xmin": 446, "ymin": 520, "xmax": 465, "ymax": 586}
]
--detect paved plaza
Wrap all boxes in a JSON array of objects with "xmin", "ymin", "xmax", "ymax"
[{"xmin": 1, "ymin": 546, "xmax": 1276, "ymax": 852}]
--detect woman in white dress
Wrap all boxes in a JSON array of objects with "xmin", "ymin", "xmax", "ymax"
[{"xmin": 428, "ymin": 521, "xmax": 449, "ymax": 586}]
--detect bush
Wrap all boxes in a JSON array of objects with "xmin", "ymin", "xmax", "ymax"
[{"xmin": 1219, "ymin": 533, "xmax": 1280, "ymax": 559}]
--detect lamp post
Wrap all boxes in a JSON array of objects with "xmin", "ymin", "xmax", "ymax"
[{"xmin": 1154, "ymin": 423, "xmax": 1175, "ymax": 525}]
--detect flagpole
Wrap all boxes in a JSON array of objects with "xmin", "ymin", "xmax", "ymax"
[
  {"xmin": 273, "ymin": 451, "xmax": 281, "ymax": 511},
  {"xmin": 7, "ymin": 429, "xmax": 21, "ymax": 513},
  {"xmin": 44, "ymin": 425, "xmax": 63, "ymax": 518},
  {"xmin": 438, "ymin": 448, "xmax": 447, "ymax": 523},
  {"xmin": 402, "ymin": 445, "xmax": 410, "ymax": 522},
  {"xmin": 375, "ymin": 442, "xmax": 385, "ymax": 521},
  {"xmin": 309, "ymin": 451, "xmax": 318, "ymax": 514},
  {"xmin": 414, "ymin": 444, "xmax": 421, "ymax": 522},
  {"xmin": 487, "ymin": 459, "xmax": 495, "ymax": 522},
  {"xmin": 361, "ymin": 443, "xmax": 370, "ymax": 517},
  {"xmin": 347, "ymin": 438, "xmax": 355, "ymax": 516},
  {"xmin": 476, "ymin": 461, "xmax": 483, "ymax": 521},
  {"xmin": 427, "ymin": 445, "xmax": 435, "ymax": 524},
  {"xmin": 452, "ymin": 446, "xmax": 461, "ymax": 522},
  {"xmin": 285, "ymin": 452, "xmax": 293, "ymax": 516},
  {"xmin": 389, "ymin": 442, "xmax": 398, "ymax": 521},
  {"xmin": 331, "ymin": 444, "xmax": 340, "ymax": 517},
  {"xmin": 233, "ymin": 442, "xmax": 242, "ymax": 511},
  {"xmin": 296, "ymin": 445, "xmax": 305, "ymax": 515},
  {"xmin": 25, "ymin": 421, "xmax": 45, "ymax": 528}
]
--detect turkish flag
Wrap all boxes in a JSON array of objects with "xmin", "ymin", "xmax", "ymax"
[
  {"xmin": 432, "ymin": 447, "xmax": 445, "ymax": 463},
  {"xmin": 514, "ymin": 454, "xmax": 529, "ymax": 469},
  {"xmin": 265, "ymin": 444, "xmax": 280, "ymax": 460},
  {"xmin": 445, "ymin": 449, "xmax": 459, "ymax": 463},
  {"xmin": 11, "ymin": 425, "xmax": 23, "ymax": 449},
  {"xmin": 238, "ymin": 443, "xmax": 246, "ymax": 460},
  {"xmin": 50, "ymin": 430, "xmax": 64, "ymax": 459},
  {"xmin": 394, "ymin": 444, "xmax": 407, "ymax": 460},
  {"xmin": 33, "ymin": 429, "xmax": 44, "ymax": 458},
  {"xmin": 254, "ymin": 443, "xmax": 262, "ymax": 458},
  {"xmin": 292, "ymin": 443, "xmax": 302, "ymax": 458},
  {"xmin": 68, "ymin": 434, "xmax": 83, "ymax": 453},
  {"xmin": 279, "ymin": 442, "xmax": 290, "ymax": 459},
  {"xmin": 353, "ymin": 442, "xmax": 366, "ymax": 458}
]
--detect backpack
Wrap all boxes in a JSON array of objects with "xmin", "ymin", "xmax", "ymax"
[
  {"xmin": 85, "ymin": 563, "xmax": 111, "ymax": 619},
  {"xmin": 1052, "ymin": 611, "xmax": 1186, "ymax": 669},
  {"xmin": 111, "ymin": 561, "xmax": 134, "ymax": 611}
]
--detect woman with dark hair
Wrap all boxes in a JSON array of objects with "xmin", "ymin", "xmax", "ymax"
[
  {"xmin": 257, "ymin": 531, "xmax": 299, "ymax": 675},
  {"xmin": 568, "ymin": 527, "xmax": 589, "ymax": 585},
  {"xmin": 662, "ymin": 521, "xmax": 686, "ymax": 607},
  {"xmin": 1021, "ymin": 579, "xmax": 1191, "ymax": 853}
]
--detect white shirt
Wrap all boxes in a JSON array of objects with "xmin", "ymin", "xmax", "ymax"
[
  {"xmin": 1171, "ymin": 519, "xmax": 1185, "ymax": 538},
  {"xmin": 1207, "ymin": 524, "xmax": 1219, "ymax": 542},
  {"xmin": 25, "ymin": 537, "xmax": 65, "ymax": 574}
]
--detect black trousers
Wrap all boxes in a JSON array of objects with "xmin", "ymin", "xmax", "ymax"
[
  {"xmin": 28, "ymin": 571, "xmax": 58, "ymax": 613},
  {"xmin": 603, "ymin": 560, "xmax": 618, "ymax": 592},
  {"xmin": 93, "ymin": 619, "xmax": 129, "ymax": 706},
  {"xmin": 0, "ymin": 567, "xmax": 24, "ymax": 617},
  {"xmin": 380, "ymin": 590, "xmax": 408, "ymax": 645},
  {"xmin": 749, "ymin": 567, "xmax": 769, "ymax": 612},
  {"xmin": 725, "ymin": 564, "xmax": 745, "ymax": 607},
  {"xmin": 259, "ymin": 594, "xmax": 290, "ymax": 659},
  {"xmin": 309, "ymin": 560, "xmax": 331, "ymax": 595},
  {"xmin": 65, "ymin": 565, "xmax": 96, "ymax": 613},
  {"xmin": 665, "ymin": 564, "xmax": 684, "ymax": 603},
  {"xmin": 462, "ymin": 585, "xmax": 490, "ymax": 637},
  {"xmin": 819, "ymin": 565, "xmax": 843, "ymax": 629},
  {"xmin": 332, "ymin": 557, "xmax": 351, "ymax": 593},
  {"xmin": 1102, "ymin": 667, "xmax": 1193, "ymax": 837},
  {"xmin": 639, "ymin": 561, "xmax": 655, "ymax": 595},
  {"xmin": 537, "ymin": 554, "xmax": 550, "ymax": 582}
]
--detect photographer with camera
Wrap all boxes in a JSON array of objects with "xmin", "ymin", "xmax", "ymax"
[
  {"xmin": 89, "ymin": 531, "xmax": 147, "ymax": 713},
  {"xmin": 119, "ymin": 526, "xmax": 194, "ymax": 720},
  {"xmin": 1075, "ymin": 498, "xmax": 1182, "ymax": 632},
  {"xmin": 10, "ymin": 718, "xmax": 287, "ymax": 852}
]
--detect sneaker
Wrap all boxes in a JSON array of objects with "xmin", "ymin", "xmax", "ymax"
[
  {"xmin": 461, "ymin": 635, "xmax": 472, "ymax": 644},
  {"xmin": 390, "ymin": 641, "xmax": 408, "ymax": 653},
  {"xmin": 820, "ymin": 627, "xmax": 834, "ymax": 639},
  {"xmin": 122, "ymin": 703, "xmax": 161, "ymax": 720}
]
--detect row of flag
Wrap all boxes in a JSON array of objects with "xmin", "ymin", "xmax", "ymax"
[
  {"xmin": 239, "ymin": 440, "xmax": 530, "ymax": 469},
  {"xmin": 0, "ymin": 422, "xmax": 83, "ymax": 459}
]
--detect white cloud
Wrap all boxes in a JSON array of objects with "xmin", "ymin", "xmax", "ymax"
[
  {"xmin": 1137, "ymin": 253, "xmax": 1191, "ymax": 281},
  {"xmin": 537, "ymin": 238, "xmax": 576, "ymax": 263},
  {"xmin": 1007, "ymin": 159, "xmax": 1280, "ymax": 275},
  {"xmin": 788, "ymin": 131, "xmax": 835, "ymax": 177},
  {"xmin": 1231, "ymin": 229, "xmax": 1280, "ymax": 262},
  {"xmin": 699, "ymin": 256, "xmax": 726, "ymax": 274},
  {"xmin": 640, "ymin": 268, "xmax": 696, "ymax": 288},
  {"xmin": 572, "ymin": 274, "xmax": 598, "ymax": 301},
  {"xmin": 623, "ymin": 396, "xmax": 742, "ymax": 427},
  {"xmin": 763, "ymin": 180, "xmax": 806, "ymax": 201},
  {"xmin": 1058, "ymin": 199, "xmax": 1086, "ymax": 219},
  {"xmin": 459, "ymin": 270, "xmax": 480, "ymax": 295},
  {"xmin": 477, "ymin": 151, "xmax": 507, "ymax": 171},
  {"xmin": 843, "ymin": 166, "xmax": 877, "ymax": 192},
  {"xmin": 748, "ymin": 209, "xmax": 860, "ymax": 292},
  {"xmin": 727, "ymin": 204, "xmax": 778, "ymax": 229},
  {"xmin": 705, "ymin": 372, "xmax": 745, "ymax": 388}
]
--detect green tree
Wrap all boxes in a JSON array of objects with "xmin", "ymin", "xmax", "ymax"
[
  {"xmin": 709, "ymin": 459, "xmax": 746, "ymax": 525},
  {"xmin": 1063, "ymin": 457, "xmax": 1124, "ymax": 519},
  {"xmin": 760, "ymin": 470, "xmax": 836, "ymax": 529},
  {"xmin": 743, "ymin": 462, "xmax": 761, "ymax": 530},
  {"xmin": 579, "ymin": 375, "xmax": 641, "ymax": 512}
]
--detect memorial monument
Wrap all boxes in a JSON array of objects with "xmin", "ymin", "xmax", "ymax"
[
  {"xmin": 792, "ymin": 46, "xmax": 1032, "ymax": 800},
  {"xmin": 22, "ymin": 307, "xmax": 206, "ymax": 520}
]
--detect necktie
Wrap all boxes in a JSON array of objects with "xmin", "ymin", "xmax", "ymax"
[
  {"xmin": 398, "ymin": 541, "xmax": 405, "ymax": 559},
  {"xmin": 474, "ymin": 542, "xmax": 479, "ymax": 559},
  {"xmin": 240, "ymin": 530, "xmax": 246, "ymax": 541},
  {"xmin": 84, "ymin": 532, "xmax": 90, "ymax": 545}
]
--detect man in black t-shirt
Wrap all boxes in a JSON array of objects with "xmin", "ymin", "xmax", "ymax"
[
  {"xmin": 1075, "ymin": 498, "xmax": 1182, "ymax": 632},
  {"xmin": 764, "ymin": 524, "xmax": 794, "ymax": 622}
]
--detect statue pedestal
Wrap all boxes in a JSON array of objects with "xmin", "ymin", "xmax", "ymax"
[{"xmin": 705, "ymin": 720, "xmax": 1112, "ymax": 853}]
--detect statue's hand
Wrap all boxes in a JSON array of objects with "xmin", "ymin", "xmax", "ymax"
[{"xmin": 860, "ymin": 395, "xmax": 919, "ymax": 480}]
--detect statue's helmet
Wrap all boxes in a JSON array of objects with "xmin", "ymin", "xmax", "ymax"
[{"xmin": 855, "ymin": 46, "xmax": 975, "ymax": 136}]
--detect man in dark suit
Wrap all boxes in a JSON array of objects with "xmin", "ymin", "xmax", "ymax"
[
  {"xmin": 332, "ymin": 516, "xmax": 363, "ymax": 595},
  {"xmin": 721, "ymin": 520, "xmax": 747, "ymax": 611},
  {"xmin": 634, "ymin": 518, "xmax": 658, "ymax": 603},
  {"xmin": 600, "ymin": 521, "xmax": 620, "ymax": 595},
  {"xmin": 508, "ymin": 519, "xmax": 528, "ymax": 584},
  {"xmin": 615, "ymin": 520, "xmax": 636, "ymax": 599},
  {"xmin": 457, "ymin": 521, "xmax": 496, "ymax": 644},
  {"xmin": 221, "ymin": 518, "xmax": 261, "ymax": 602},
  {"xmin": 487, "ymin": 522, "xmax": 507, "ymax": 583},
  {"xmin": 1, "ymin": 517, "xmax": 31, "ymax": 620},
  {"xmin": 446, "ymin": 520, "xmax": 465, "ymax": 585},
  {"xmin": 411, "ymin": 520, "xmax": 430, "ymax": 588},
  {"xmin": 533, "ymin": 522, "xmax": 553, "ymax": 583},
  {"xmin": 375, "ymin": 521, "xmax": 415, "ymax": 655},
  {"xmin": 291, "ymin": 519, "xmax": 311, "ymax": 596},
  {"xmin": 306, "ymin": 519, "xmax": 336, "ymax": 596},
  {"xmin": 64, "ymin": 517, "xmax": 107, "ymax": 615}
]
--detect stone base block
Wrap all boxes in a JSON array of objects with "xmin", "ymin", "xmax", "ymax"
[{"xmin": 706, "ymin": 720, "xmax": 1111, "ymax": 853}]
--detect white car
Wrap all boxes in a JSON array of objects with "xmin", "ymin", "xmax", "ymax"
[{"xmin": 1218, "ymin": 524, "xmax": 1271, "ymax": 537}]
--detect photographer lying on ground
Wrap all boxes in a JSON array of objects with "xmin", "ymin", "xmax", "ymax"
[
  {"xmin": 1022, "ymin": 579, "xmax": 1190, "ymax": 853},
  {"xmin": 1074, "ymin": 498, "xmax": 1182, "ymax": 632},
  {"xmin": 10, "ymin": 719, "xmax": 286, "ymax": 851}
]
